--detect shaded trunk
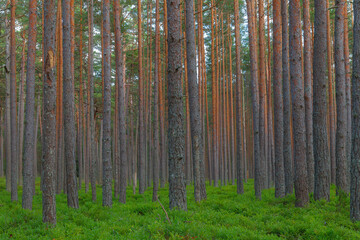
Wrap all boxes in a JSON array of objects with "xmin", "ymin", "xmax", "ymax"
[
  {"xmin": 10, "ymin": 0, "xmax": 18, "ymax": 202},
  {"xmin": 234, "ymin": 0, "xmax": 244, "ymax": 194},
  {"xmin": 282, "ymin": 0, "xmax": 293, "ymax": 196},
  {"xmin": 102, "ymin": 0, "xmax": 112, "ymax": 207},
  {"xmin": 273, "ymin": 0, "xmax": 285, "ymax": 198},
  {"xmin": 335, "ymin": 0, "xmax": 348, "ymax": 193},
  {"xmin": 42, "ymin": 0, "xmax": 57, "ymax": 225},
  {"xmin": 62, "ymin": 0, "xmax": 79, "ymax": 208},
  {"xmin": 22, "ymin": 0, "xmax": 38, "ymax": 210},
  {"xmin": 167, "ymin": 0, "xmax": 187, "ymax": 211},
  {"xmin": 289, "ymin": 0, "xmax": 309, "ymax": 207},
  {"xmin": 351, "ymin": 0, "xmax": 360, "ymax": 221},
  {"xmin": 313, "ymin": 0, "xmax": 331, "ymax": 201},
  {"xmin": 303, "ymin": 0, "xmax": 315, "ymax": 193}
]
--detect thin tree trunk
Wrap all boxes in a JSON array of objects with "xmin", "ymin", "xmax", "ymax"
[
  {"xmin": 22, "ymin": 0, "xmax": 37, "ymax": 210},
  {"xmin": 5, "ymin": 16, "xmax": 11, "ymax": 192},
  {"xmin": 42, "ymin": 0, "xmax": 57, "ymax": 225},
  {"xmin": 10, "ymin": 0, "xmax": 18, "ymax": 202},
  {"xmin": 335, "ymin": 0, "xmax": 348, "ymax": 193},
  {"xmin": 138, "ymin": 0, "xmax": 146, "ymax": 195},
  {"xmin": 153, "ymin": 0, "xmax": 161, "ymax": 202},
  {"xmin": 351, "ymin": 0, "xmax": 360, "ymax": 221},
  {"xmin": 234, "ymin": 0, "xmax": 244, "ymax": 194},
  {"xmin": 282, "ymin": 0, "xmax": 293, "ymax": 196},
  {"xmin": 88, "ymin": 0, "xmax": 96, "ymax": 203},
  {"xmin": 62, "ymin": 0, "xmax": 79, "ymax": 208},
  {"xmin": 273, "ymin": 0, "xmax": 285, "ymax": 198},
  {"xmin": 102, "ymin": 0, "xmax": 112, "ymax": 207},
  {"xmin": 314, "ymin": 0, "xmax": 331, "ymax": 202},
  {"xmin": 303, "ymin": 0, "xmax": 314, "ymax": 194},
  {"xmin": 289, "ymin": 0, "xmax": 309, "ymax": 207},
  {"xmin": 167, "ymin": 0, "xmax": 187, "ymax": 211},
  {"xmin": 246, "ymin": 0, "xmax": 261, "ymax": 199}
]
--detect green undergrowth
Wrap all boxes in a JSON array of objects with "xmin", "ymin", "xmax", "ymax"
[{"xmin": 0, "ymin": 178, "xmax": 359, "ymax": 239}]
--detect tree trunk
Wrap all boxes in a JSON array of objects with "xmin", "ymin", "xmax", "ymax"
[
  {"xmin": 88, "ymin": 0, "xmax": 96, "ymax": 203},
  {"xmin": 282, "ymin": 0, "xmax": 293, "ymax": 196},
  {"xmin": 167, "ymin": 0, "xmax": 187, "ymax": 211},
  {"xmin": 102, "ymin": 0, "xmax": 112, "ymax": 207},
  {"xmin": 138, "ymin": 0, "xmax": 146, "ymax": 195},
  {"xmin": 152, "ymin": 0, "xmax": 161, "ymax": 202},
  {"xmin": 273, "ymin": 0, "xmax": 285, "ymax": 198},
  {"xmin": 22, "ymin": 0, "xmax": 37, "ymax": 210},
  {"xmin": 335, "ymin": 0, "xmax": 348, "ymax": 193},
  {"xmin": 5, "ymin": 16, "xmax": 11, "ymax": 192},
  {"xmin": 289, "ymin": 0, "xmax": 309, "ymax": 207},
  {"xmin": 303, "ymin": 0, "xmax": 315, "ymax": 193},
  {"xmin": 42, "ymin": 0, "xmax": 57, "ymax": 225},
  {"xmin": 351, "ymin": 0, "xmax": 360, "ymax": 221},
  {"xmin": 62, "ymin": 0, "xmax": 79, "ymax": 208},
  {"xmin": 10, "ymin": 0, "xmax": 18, "ymax": 202},
  {"xmin": 246, "ymin": 0, "xmax": 261, "ymax": 199},
  {"xmin": 234, "ymin": 0, "xmax": 244, "ymax": 194},
  {"xmin": 185, "ymin": 0, "xmax": 206, "ymax": 202},
  {"xmin": 313, "ymin": 0, "xmax": 331, "ymax": 202}
]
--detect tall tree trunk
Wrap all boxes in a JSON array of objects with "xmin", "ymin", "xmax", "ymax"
[
  {"xmin": 246, "ymin": 0, "xmax": 261, "ymax": 199},
  {"xmin": 327, "ymin": 0, "xmax": 336, "ymax": 185},
  {"xmin": 351, "ymin": 0, "xmax": 360, "ymax": 221},
  {"xmin": 62, "ymin": 0, "xmax": 79, "ymax": 208},
  {"xmin": 102, "ymin": 0, "xmax": 112, "ymax": 207},
  {"xmin": 138, "ymin": 0, "xmax": 146, "ymax": 194},
  {"xmin": 289, "ymin": 0, "xmax": 309, "ymax": 207},
  {"xmin": 167, "ymin": 0, "xmax": 187, "ymax": 210},
  {"xmin": 258, "ymin": 0, "xmax": 267, "ymax": 191},
  {"xmin": 88, "ymin": 0, "xmax": 96, "ymax": 203},
  {"xmin": 344, "ymin": 1, "xmax": 352, "ymax": 189},
  {"xmin": 152, "ymin": 0, "xmax": 161, "ymax": 202},
  {"xmin": 185, "ymin": 0, "xmax": 206, "ymax": 202},
  {"xmin": 18, "ymin": 35, "xmax": 26, "ymax": 186},
  {"xmin": 5, "ymin": 16, "xmax": 11, "ymax": 192},
  {"xmin": 273, "ymin": 0, "xmax": 285, "ymax": 198},
  {"xmin": 10, "ymin": 0, "xmax": 18, "ymax": 202},
  {"xmin": 303, "ymin": 0, "xmax": 315, "ymax": 193},
  {"xmin": 335, "ymin": 0, "xmax": 348, "ymax": 193},
  {"xmin": 114, "ymin": 0, "xmax": 127, "ymax": 204},
  {"xmin": 22, "ymin": 0, "xmax": 37, "ymax": 210},
  {"xmin": 234, "ymin": 0, "xmax": 244, "ymax": 194},
  {"xmin": 42, "ymin": 0, "xmax": 57, "ymax": 225},
  {"xmin": 314, "ymin": 0, "xmax": 331, "ymax": 202},
  {"xmin": 282, "ymin": 0, "xmax": 293, "ymax": 196}
]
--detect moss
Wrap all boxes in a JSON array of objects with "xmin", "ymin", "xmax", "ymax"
[{"xmin": 0, "ymin": 178, "xmax": 358, "ymax": 239}]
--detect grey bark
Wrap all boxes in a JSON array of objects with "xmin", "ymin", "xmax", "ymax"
[
  {"xmin": 185, "ymin": 0, "xmax": 206, "ymax": 202},
  {"xmin": 10, "ymin": 0, "xmax": 18, "ymax": 202},
  {"xmin": 234, "ymin": 0, "xmax": 244, "ymax": 195},
  {"xmin": 289, "ymin": 0, "xmax": 309, "ymax": 207},
  {"xmin": 22, "ymin": 0, "xmax": 38, "ymax": 210},
  {"xmin": 5, "ymin": 16, "xmax": 11, "ymax": 192},
  {"xmin": 335, "ymin": 0, "xmax": 348, "ymax": 194},
  {"xmin": 167, "ymin": 0, "xmax": 187, "ymax": 211},
  {"xmin": 273, "ymin": 0, "xmax": 285, "ymax": 198},
  {"xmin": 281, "ymin": 0, "xmax": 293, "ymax": 195},
  {"xmin": 102, "ymin": 0, "xmax": 112, "ymax": 207},
  {"xmin": 313, "ymin": 0, "xmax": 331, "ymax": 201},
  {"xmin": 62, "ymin": 0, "xmax": 79, "ymax": 208},
  {"xmin": 351, "ymin": 0, "xmax": 360, "ymax": 221},
  {"xmin": 42, "ymin": 0, "xmax": 57, "ymax": 225},
  {"xmin": 303, "ymin": 0, "xmax": 315, "ymax": 193}
]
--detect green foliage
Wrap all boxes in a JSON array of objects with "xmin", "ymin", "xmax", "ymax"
[{"xmin": 0, "ymin": 178, "xmax": 359, "ymax": 239}]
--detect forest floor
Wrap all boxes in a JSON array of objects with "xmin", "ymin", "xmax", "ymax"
[{"xmin": 0, "ymin": 178, "xmax": 359, "ymax": 240}]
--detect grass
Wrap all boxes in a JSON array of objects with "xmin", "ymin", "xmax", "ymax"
[{"xmin": 0, "ymin": 178, "xmax": 359, "ymax": 239}]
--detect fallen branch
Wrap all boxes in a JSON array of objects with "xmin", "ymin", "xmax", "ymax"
[{"xmin": 157, "ymin": 197, "xmax": 172, "ymax": 224}]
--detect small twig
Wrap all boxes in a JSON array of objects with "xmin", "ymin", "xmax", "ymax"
[{"xmin": 157, "ymin": 197, "xmax": 172, "ymax": 224}]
